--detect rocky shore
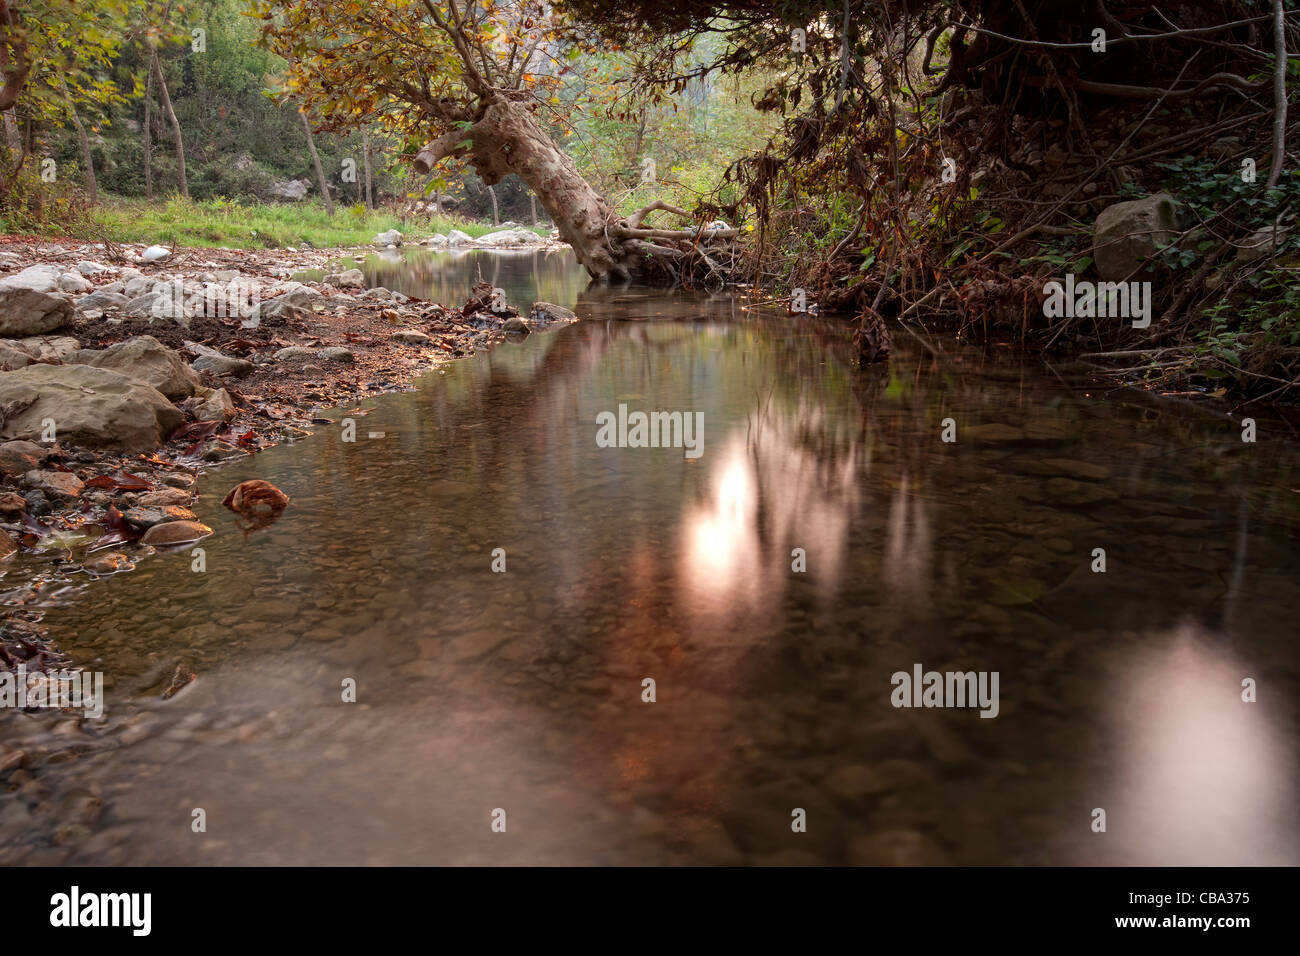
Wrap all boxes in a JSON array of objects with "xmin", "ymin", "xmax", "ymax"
[{"xmin": 0, "ymin": 234, "xmax": 576, "ymax": 672}]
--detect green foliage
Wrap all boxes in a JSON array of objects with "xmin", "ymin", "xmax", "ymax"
[
  {"xmin": 88, "ymin": 194, "xmax": 515, "ymax": 248},
  {"xmin": 1146, "ymin": 159, "xmax": 1300, "ymax": 374}
]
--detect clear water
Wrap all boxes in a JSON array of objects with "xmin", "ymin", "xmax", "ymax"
[{"xmin": 2, "ymin": 249, "xmax": 1297, "ymax": 865}]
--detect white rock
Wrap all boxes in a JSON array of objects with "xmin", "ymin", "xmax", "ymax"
[
  {"xmin": 141, "ymin": 245, "xmax": 172, "ymax": 263},
  {"xmin": 0, "ymin": 264, "xmax": 62, "ymax": 294},
  {"xmin": 58, "ymin": 272, "xmax": 93, "ymax": 293}
]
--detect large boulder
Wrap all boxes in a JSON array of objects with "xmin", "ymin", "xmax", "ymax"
[
  {"xmin": 373, "ymin": 229, "xmax": 403, "ymax": 247},
  {"xmin": 446, "ymin": 230, "xmax": 475, "ymax": 246},
  {"xmin": 0, "ymin": 286, "xmax": 73, "ymax": 335},
  {"xmin": 76, "ymin": 335, "xmax": 200, "ymax": 399},
  {"xmin": 478, "ymin": 227, "xmax": 542, "ymax": 247},
  {"xmin": 0, "ymin": 364, "xmax": 184, "ymax": 452},
  {"xmin": 269, "ymin": 178, "xmax": 311, "ymax": 201},
  {"xmin": 1092, "ymin": 193, "xmax": 1178, "ymax": 281}
]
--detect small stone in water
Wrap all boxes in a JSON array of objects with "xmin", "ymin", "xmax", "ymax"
[
  {"xmin": 84, "ymin": 552, "xmax": 134, "ymax": 575},
  {"xmin": 141, "ymin": 520, "xmax": 213, "ymax": 547}
]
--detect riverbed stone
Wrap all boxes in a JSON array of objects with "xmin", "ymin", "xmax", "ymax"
[
  {"xmin": 391, "ymin": 330, "xmax": 431, "ymax": 345},
  {"xmin": 124, "ymin": 504, "xmax": 198, "ymax": 529},
  {"xmin": 84, "ymin": 552, "xmax": 133, "ymax": 574},
  {"xmin": 75, "ymin": 290, "xmax": 130, "ymax": 312},
  {"xmin": 185, "ymin": 341, "xmax": 254, "ymax": 378},
  {"xmin": 274, "ymin": 346, "xmax": 314, "ymax": 361},
  {"xmin": 530, "ymin": 302, "xmax": 577, "ymax": 328},
  {"xmin": 137, "ymin": 487, "xmax": 192, "ymax": 507},
  {"xmin": 76, "ymin": 335, "xmax": 201, "ymax": 399},
  {"xmin": 18, "ymin": 335, "xmax": 81, "ymax": 362},
  {"xmin": 1093, "ymin": 192, "xmax": 1177, "ymax": 280},
  {"xmin": 0, "ymin": 342, "xmax": 33, "ymax": 370},
  {"xmin": 141, "ymin": 520, "xmax": 213, "ymax": 546},
  {"xmin": 0, "ymin": 440, "xmax": 44, "ymax": 476},
  {"xmin": 1045, "ymin": 477, "xmax": 1120, "ymax": 506},
  {"xmin": 23, "ymin": 470, "xmax": 84, "ymax": 501},
  {"xmin": 193, "ymin": 387, "xmax": 235, "ymax": 422},
  {"xmin": 478, "ymin": 227, "xmax": 541, "ymax": 247},
  {"xmin": 0, "ymin": 264, "xmax": 62, "ymax": 294},
  {"xmin": 323, "ymin": 268, "xmax": 365, "ymax": 289},
  {"xmin": 57, "ymin": 272, "xmax": 93, "ymax": 294},
  {"xmin": 0, "ymin": 286, "xmax": 74, "ymax": 335},
  {"xmin": 0, "ymin": 364, "xmax": 184, "ymax": 452}
]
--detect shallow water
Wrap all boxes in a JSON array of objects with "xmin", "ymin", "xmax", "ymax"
[{"xmin": 2, "ymin": 249, "xmax": 1298, "ymax": 865}]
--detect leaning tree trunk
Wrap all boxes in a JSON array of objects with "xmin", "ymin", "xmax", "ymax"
[
  {"xmin": 413, "ymin": 97, "xmax": 736, "ymax": 281},
  {"xmin": 414, "ymin": 97, "xmax": 627, "ymax": 279},
  {"xmin": 486, "ymin": 183, "xmax": 499, "ymax": 225},
  {"xmin": 301, "ymin": 110, "xmax": 334, "ymax": 215},
  {"xmin": 150, "ymin": 51, "xmax": 187, "ymax": 198}
]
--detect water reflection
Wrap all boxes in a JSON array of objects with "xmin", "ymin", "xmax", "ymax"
[
  {"xmin": 1, "ymin": 250, "xmax": 1298, "ymax": 866},
  {"xmin": 1105, "ymin": 625, "xmax": 1296, "ymax": 866}
]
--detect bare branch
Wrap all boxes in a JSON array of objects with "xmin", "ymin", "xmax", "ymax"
[
  {"xmin": 626, "ymin": 200, "xmax": 692, "ymax": 229},
  {"xmin": 1070, "ymin": 71, "xmax": 1268, "ymax": 100},
  {"xmin": 412, "ymin": 126, "xmax": 475, "ymax": 175}
]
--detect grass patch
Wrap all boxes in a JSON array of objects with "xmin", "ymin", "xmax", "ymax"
[{"xmin": 71, "ymin": 195, "xmax": 545, "ymax": 250}]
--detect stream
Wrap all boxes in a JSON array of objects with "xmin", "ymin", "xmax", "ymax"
[{"xmin": 2, "ymin": 248, "xmax": 1297, "ymax": 865}]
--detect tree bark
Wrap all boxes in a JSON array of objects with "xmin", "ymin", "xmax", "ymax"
[
  {"xmin": 150, "ymin": 51, "xmax": 188, "ymax": 198},
  {"xmin": 301, "ymin": 110, "xmax": 334, "ymax": 215},
  {"xmin": 0, "ymin": 2, "xmax": 30, "ymax": 113},
  {"xmin": 143, "ymin": 58, "xmax": 154, "ymax": 199},
  {"xmin": 486, "ymin": 182, "xmax": 498, "ymax": 224},
  {"xmin": 362, "ymin": 128, "xmax": 373, "ymax": 210},
  {"xmin": 414, "ymin": 97, "xmax": 627, "ymax": 279},
  {"xmin": 1266, "ymin": 0, "xmax": 1287, "ymax": 189},
  {"xmin": 0, "ymin": 20, "xmax": 22, "ymax": 151},
  {"xmin": 530, "ymin": 193, "xmax": 537, "ymax": 226},
  {"xmin": 57, "ymin": 75, "xmax": 97, "ymax": 203}
]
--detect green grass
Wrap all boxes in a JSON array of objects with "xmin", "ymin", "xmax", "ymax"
[{"xmin": 82, "ymin": 195, "xmax": 545, "ymax": 250}]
